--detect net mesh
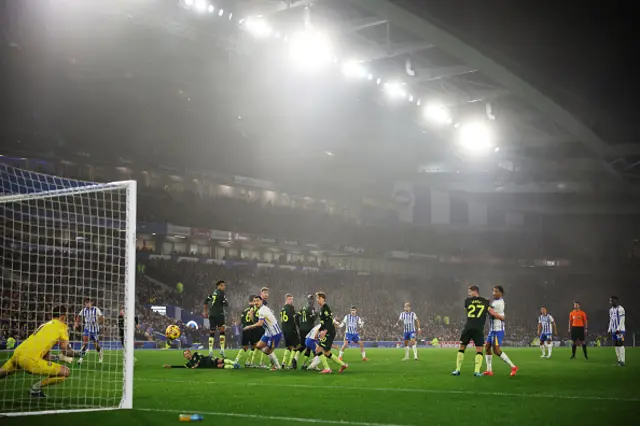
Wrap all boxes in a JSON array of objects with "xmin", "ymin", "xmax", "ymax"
[{"xmin": 0, "ymin": 165, "xmax": 135, "ymax": 414}]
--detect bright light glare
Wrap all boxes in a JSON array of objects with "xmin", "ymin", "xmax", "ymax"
[
  {"xmin": 458, "ymin": 122, "xmax": 494, "ymax": 153},
  {"xmin": 185, "ymin": 0, "xmax": 194, "ymax": 6},
  {"xmin": 244, "ymin": 17, "xmax": 273, "ymax": 38},
  {"xmin": 383, "ymin": 82, "xmax": 407, "ymax": 99},
  {"xmin": 194, "ymin": 0, "xmax": 207, "ymax": 13},
  {"xmin": 288, "ymin": 29, "xmax": 334, "ymax": 71},
  {"xmin": 424, "ymin": 103, "xmax": 452, "ymax": 124},
  {"xmin": 218, "ymin": 9, "xmax": 224, "ymax": 16},
  {"xmin": 207, "ymin": 5, "xmax": 214, "ymax": 13},
  {"xmin": 341, "ymin": 60, "xmax": 367, "ymax": 79}
]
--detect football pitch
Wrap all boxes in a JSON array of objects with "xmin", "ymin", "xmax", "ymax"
[{"xmin": 1, "ymin": 347, "xmax": 637, "ymax": 425}]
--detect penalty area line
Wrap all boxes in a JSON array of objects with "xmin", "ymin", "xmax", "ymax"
[
  {"xmin": 137, "ymin": 378, "xmax": 640, "ymax": 403},
  {"xmin": 135, "ymin": 408, "xmax": 409, "ymax": 426}
]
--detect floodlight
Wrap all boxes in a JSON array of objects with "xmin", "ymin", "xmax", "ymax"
[
  {"xmin": 207, "ymin": 5, "xmax": 213, "ymax": 13},
  {"xmin": 229, "ymin": 13, "xmax": 233, "ymax": 20},
  {"xmin": 424, "ymin": 103, "xmax": 452, "ymax": 125},
  {"xmin": 288, "ymin": 29, "xmax": 334, "ymax": 71},
  {"xmin": 458, "ymin": 121, "xmax": 494, "ymax": 153},
  {"xmin": 185, "ymin": 0, "xmax": 194, "ymax": 7},
  {"xmin": 244, "ymin": 16, "xmax": 273, "ymax": 38},
  {"xmin": 341, "ymin": 60, "xmax": 367, "ymax": 79},
  {"xmin": 194, "ymin": 0, "xmax": 207, "ymax": 13},
  {"xmin": 383, "ymin": 81, "xmax": 407, "ymax": 99},
  {"xmin": 218, "ymin": 9, "xmax": 224, "ymax": 16}
]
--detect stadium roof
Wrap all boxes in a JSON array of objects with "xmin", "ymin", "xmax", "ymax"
[{"xmin": 2, "ymin": 0, "xmax": 639, "ymax": 200}]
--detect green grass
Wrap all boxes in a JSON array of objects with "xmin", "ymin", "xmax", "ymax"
[{"xmin": 1, "ymin": 347, "xmax": 637, "ymax": 425}]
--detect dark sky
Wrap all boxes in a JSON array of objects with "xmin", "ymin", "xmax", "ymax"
[{"xmin": 398, "ymin": 0, "xmax": 639, "ymax": 144}]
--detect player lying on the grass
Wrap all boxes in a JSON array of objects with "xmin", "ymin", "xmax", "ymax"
[
  {"xmin": 397, "ymin": 302, "xmax": 421, "ymax": 361},
  {"xmin": 537, "ymin": 306, "xmax": 557, "ymax": 358},
  {"xmin": 452, "ymin": 285, "xmax": 490, "ymax": 377},
  {"xmin": 484, "ymin": 286, "xmax": 518, "ymax": 377},
  {"xmin": 74, "ymin": 298, "xmax": 104, "ymax": 365},
  {"xmin": 163, "ymin": 350, "xmax": 239, "ymax": 369},
  {"xmin": 609, "ymin": 296, "xmax": 626, "ymax": 367},
  {"xmin": 243, "ymin": 295, "xmax": 283, "ymax": 370},
  {"xmin": 0, "ymin": 306, "xmax": 76, "ymax": 397},
  {"xmin": 338, "ymin": 306, "xmax": 368, "ymax": 362}
]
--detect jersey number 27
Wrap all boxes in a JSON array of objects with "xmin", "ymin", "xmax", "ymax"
[{"xmin": 467, "ymin": 304, "xmax": 486, "ymax": 318}]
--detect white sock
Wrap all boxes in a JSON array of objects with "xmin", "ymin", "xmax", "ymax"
[
  {"xmin": 499, "ymin": 352, "xmax": 515, "ymax": 368},
  {"xmin": 614, "ymin": 346, "xmax": 621, "ymax": 362},
  {"xmin": 412, "ymin": 344, "xmax": 418, "ymax": 359},
  {"xmin": 620, "ymin": 346, "xmax": 626, "ymax": 364},
  {"xmin": 540, "ymin": 345, "xmax": 545, "ymax": 356},
  {"xmin": 546, "ymin": 343, "xmax": 552, "ymax": 357},
  {"xmin": 339, "ymin": 350, "xmax": 344, "ymax": 358},
  {"xmin": 309, "ymin": 355, "xmax": 321, "ymax": 369},
  {"xmin": 361, "ymin": 350, "xmax": 366, "ymax": 359},
  {"xmin": 404, "ymin": 346, "xmax": 410, "ymax": 358},
  {"xmin": 268, "ymin": 352, "xmax": 280, "ymax": 368},
  {"xmin": 485, "ymin": 355, "xmax": 493, "ymax": 372}
]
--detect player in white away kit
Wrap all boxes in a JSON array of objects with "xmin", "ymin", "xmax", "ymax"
[
  {"xmin": 609, "ymin": 296, "xmax": 626, "ymax": 367},
  {"xmin": 483, "ymin": 286, "xmax": 518, "ymax": 376},
  {"xmin": 338, "ymin": 306, "xmax": 368, "ymax": 362},
  {"xmin": 538, "ymin": 307, "xmax": 557, "ymax": 358},
  {"xmin": 74, "ymin": 298, "xmax": 104, "ymax": 365},
  {"xmin": 397, "ymin": 303, "xmax": 420, "ymax": 361},
  {"xmin": 243, "ymin": 295, "xmax": 282, "ymax": 371}
]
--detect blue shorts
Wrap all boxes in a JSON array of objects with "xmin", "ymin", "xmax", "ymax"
[
  {"xmin": 83, "ymin": 330, "xmax": 99, "ymax": 342},
  {"xmin": 487, "ymin": 330, "xmax": 504, "ymax": 346},
  {"xmin": 539, "ymin": 333, "xmax": 553, "ymax": 343},
  {"xmin": 304, "ymin": 337, "xmax": 317, "ymax": 353},
  {"xmin": 403, "ymin": 331, "xmax": 416, "ymax": 341},
  {"xmin": 612, "ymin": 331, "xmax": 626, "ymax": 343},
  {"xmin": 260, "ymin": 333, "xmax": 282, "ymax": 349},
  {"xmin": 345, "ymin": 333, "xmax": 360, "ymax": 343}
]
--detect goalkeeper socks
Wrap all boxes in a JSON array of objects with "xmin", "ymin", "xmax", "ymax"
[
  {"xmin": 412, "ymin": 344, "xmax": 418, "ymax": 359},
  {"xmin": 474, "ymin": 353, "xmax": 483, "ymax": 374},
  {"xmin": 326, "ymin": 353, "xmax": 345, "ymax": 367},
  {"xmin": 485, "ymin": 354, "xmax": 493, "ymax": 372},
  {"xmin": 282, "ymin": 349, "xmax": 291, "ymax": 366},
  {"xmin": 321, "ymin": 355, "xmax": 330, "ymax": 370},
  {"xmin": 499, "ymin": 352, "xmax": 515, "ymax": 368},
  {"xmin": 208, "ymin": 337, "xmax": 215, "ymax": 356},
  {"xmin": 219, "ymin": 333, "xmax": 226, "ymax": 353},
  {"xmin": 33, "ymin": 376, "xmax": 66, "ymax": 390},
  {"xmin": 456, "ymin": 350, "xmax": 464, "ymax": 371},
  {"xmin": 582, "ymin": 344, "xmax": 588, "ymax": 358},
  {"xmin": 546, "ymin": 343, "xmax": 552, "ymax": 357},
  {"xmin": 571, "ymin": 344, "xmax": 576, "ymax": 357}
]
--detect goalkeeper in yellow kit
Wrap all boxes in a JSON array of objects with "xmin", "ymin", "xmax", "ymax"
[{"xmin": 0, "ymin": 306, "xmax": 75, "ymax": 397}]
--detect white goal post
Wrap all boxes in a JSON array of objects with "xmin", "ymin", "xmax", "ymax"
[{"xmin": 0, "ymin": 164, "xmax": 136, "ymax": 416}]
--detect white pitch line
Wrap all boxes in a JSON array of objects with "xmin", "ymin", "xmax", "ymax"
[
  {"xmin": 137, "ymin": 378, "xmax": 640, "ymax": 402},
  {"xmin": 135, "ymin": 408, "xmax": 409, "ymax": 426}
]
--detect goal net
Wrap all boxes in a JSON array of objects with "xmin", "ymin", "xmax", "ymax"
[{"xmin": 0, "ymin": 164, "xmax": 136, "ymax": 416}]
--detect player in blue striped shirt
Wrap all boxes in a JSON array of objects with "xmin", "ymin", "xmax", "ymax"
[
  {"xmin": 74, "ymin": 298, "xmax": 104, "ymax": 365},
  {"xmin": 537, "ymin": 307, "xmax": 557, "ymax": 358},
  {"xmin": 609, "ymin": 296, "xmax": 626, "ymax": 366},
  {"xmin": 338, "ymin": 307, "xmax": 368, "ymax": 362},
  {"xmin": 397, "ymin": 303, "xmax": 420, "ymax": 361}
]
